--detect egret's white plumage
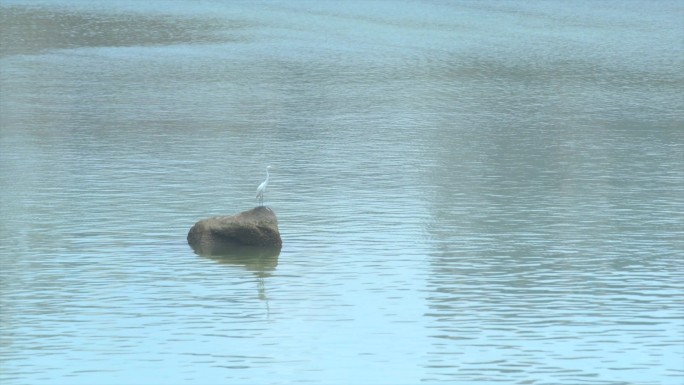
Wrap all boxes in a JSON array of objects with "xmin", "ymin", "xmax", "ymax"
[{"xmin": 255, "ymin": 166, "xmax": 271, "ymax": 206}]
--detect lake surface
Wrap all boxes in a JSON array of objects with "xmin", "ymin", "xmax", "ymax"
[{"xmin": 1, "ymin": 1, "xmax": 683, "ymax": 384}]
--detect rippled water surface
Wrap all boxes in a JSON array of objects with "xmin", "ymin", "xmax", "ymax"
[{"xmin": 1, "ymin": 1, "xmax": 683, "ymax": 384}]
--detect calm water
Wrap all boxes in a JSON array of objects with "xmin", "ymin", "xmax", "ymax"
[{"xmin": 1, "ymin": 1, "xmax": 683, "ymax": 384}]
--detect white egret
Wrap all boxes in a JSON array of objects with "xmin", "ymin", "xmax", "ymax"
[{"xmin": 255, "ymin": 165, "xmax": 271, "ymax": 206}]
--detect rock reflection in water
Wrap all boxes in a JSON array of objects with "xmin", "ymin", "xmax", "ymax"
[{"xmin": 195, "ymin": 246, "xmax": 280, "ymax": 312}]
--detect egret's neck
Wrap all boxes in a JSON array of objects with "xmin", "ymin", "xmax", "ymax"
[{"xmin": 265, "ymin": 169, "xmax": 270, "ymax": 182}]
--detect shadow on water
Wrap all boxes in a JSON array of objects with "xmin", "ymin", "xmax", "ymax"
[
  {"xmin": 194, "ymin": 246, "xmax": 280, "ymax": 314},
  {"xmin": 0, "ymin": 6, "xmax": 251, "ymax": 56}
]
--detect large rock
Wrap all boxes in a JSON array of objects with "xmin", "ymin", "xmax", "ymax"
[{"xmin": 187, "ymin": 206, "xmax": 282, "ymax": 255}]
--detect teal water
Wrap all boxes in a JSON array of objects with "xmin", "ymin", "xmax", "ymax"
[{"xmin": 1, "ymin": 1, "xmax": 683, "ymax": 384}]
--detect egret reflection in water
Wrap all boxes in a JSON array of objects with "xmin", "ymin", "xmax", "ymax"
[{"xmin": 196, "ymin": 246, "xmax": 280, "ymax": 315}]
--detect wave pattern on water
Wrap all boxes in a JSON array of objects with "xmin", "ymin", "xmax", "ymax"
[{"xmin": 1, "ymin": 1, "xmax": 683, "ymax": 384}]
